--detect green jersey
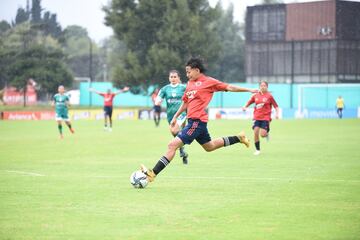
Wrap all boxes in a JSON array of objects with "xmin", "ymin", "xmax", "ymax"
[
  {"xmin": 158, "ymin": 83, "xmax": 186, "ymax": 123},
  {"xmin": 53, "ymin": 93, "xmax": 69, "ymax": 114}
]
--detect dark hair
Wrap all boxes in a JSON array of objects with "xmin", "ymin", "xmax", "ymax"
[
  {"xmin": 169, "ymin": 69, "xmax": 180, "ymax": 77},
  {"xmin": 259, "ymin": 80, "xmax": 268, "ymax": 87},
  {"xmin": 186, "ymin": 57, "xmax": 206, "ymax": 73}
]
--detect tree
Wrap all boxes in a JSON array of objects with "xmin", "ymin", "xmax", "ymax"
[
  {"xmin": 15, "ymin": 7, "xmax": 30, "ymax": 25},
  {"xmin": 0, "ymin": 22, "xmax": 73, "ymax": 99},
  {"xmin": 0, "ymin": 20, "xmax": 11, "ymax": 35},
  {"xmin": 42, "ymin": 11, "xmax": 62, "ymax": 39},
  {"xmin": 61, "ymin": 25, "xmax": 102, "ymax": 80},
  {"xmin": 104, "ymin": 0, "xmax": 220, "ymax": 93},
  {"xmin": 8, "ymin": 45, "xmax": 73, "ymax": 95},
  {"xmin": 209, "ymin": 3, "xmax": 245, "ymax": 82},
  {"xmin": 31, "ymin": 0, "xmax": 42, "ymax": 23}
]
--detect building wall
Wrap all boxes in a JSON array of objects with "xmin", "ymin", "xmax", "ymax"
[
  {"xmin": 286, "ymin": 1, "xmax": 336, "ymax": 41},
  {"xmin": 246, "ymin": 4, "xmax": 286, "ymax": 42},
  {"xmin": 245, "ymin": 0, "xmax": 360, "ymax": 83},
  {"xmin": 336, "ymin": 1, "xmax": 360, "ymax": 40}
]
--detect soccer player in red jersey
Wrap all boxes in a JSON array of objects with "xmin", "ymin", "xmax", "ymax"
[
  {"xmin": 89, "ymin": 87, "xmax": 129, "ymax": 131},
  {"xmin": 140, "ymin": 57, "xmax": 258, "ymax": 183},
  {"xmin": 242, "ymin": 81, "xmax": 279, "ymax": 155}
]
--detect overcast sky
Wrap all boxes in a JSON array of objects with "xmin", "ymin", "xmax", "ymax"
[{"xmin": 1, "ymin": 0, "xmax": 357, "ymax": 42}]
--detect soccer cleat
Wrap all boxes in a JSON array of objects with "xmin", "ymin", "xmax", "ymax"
[
  {"xmin": 70, "ymin": 128, "xmax": 75, "ymax": 134},
  {"xmin": 140, "ymin": 164, "xmax": 156, "ymax": 182},
  {"xmin": 108, "ymin": 127, "xmax": 112, "ymax": 132},
  {"xmin": 182, "ymin": 152, "xmax": 189, "ymax": 165},
  {"xmin": 237, "ymin": 132, "xmax": 250, "ymax": 148},
  {"xmin": 254, "ymin": 150, "xmax": 261, "ymax": 155},
  {"xmin": 182, "ymin": 156, "xmax": 188, "ymax": 165}
]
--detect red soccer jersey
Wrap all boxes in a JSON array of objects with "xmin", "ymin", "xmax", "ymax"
[
  {"xmin": 246, "ymin": 92, "xmax": 278, "ymax": 121},
  {"xmin": 100, "ymin": 93, "xmax": 116, "ymax": 107},
  {"xmin": 182, "ymin": 74, "xmax": 228, "ymax": 122}
]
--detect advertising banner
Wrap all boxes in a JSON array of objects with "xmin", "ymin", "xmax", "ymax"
[
  {"xmin": 209, "ymin": 108, "xmax": 282, "ymax": 120},
  {"xmin": 3, "ymin": 86, "xmax": 37, "ymax": 105},
  {"xmin": 2, "ymin": 109, "xmax": 138, "ymax": 120},
  {"xmin": 2, "ymin": 111, "xmax": 55, "ymax": 120}
]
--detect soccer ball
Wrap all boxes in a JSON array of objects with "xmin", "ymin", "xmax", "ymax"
[{"xmin": 130, "ymin": 170, "xmax": 148, "ymax": 188}]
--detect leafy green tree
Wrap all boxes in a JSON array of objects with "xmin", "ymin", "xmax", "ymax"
[
  {"xmin": 209, "ymin": 3, "xmax": 245, "ymax": 82},
  {"xmin": 42, "ymin": 11, "xmax": 62, "ymax": 39},
  {"xmin": 15, "ymin": 7, "xmax": 30, "ymax": 25},
  {"xmin": 104, "ymin": 0, "xmax": 220, "ymax": 93},
  {"xmin": 61, "ymin": 25, "xmax": 102, "ymax": 80},
  {"xmin": 0, "ymin": 20, "xmax": 11, "ymax": 35},
  {"xmin": 8, "ymin": 45, "xmax": 73, "ymax": 95},
  {"xmin": 99, "ymin": 36, "xmax": 127, "ymax": 82},
  {"xmin": 31, "ymin": 0, "xmax": 42, "ymax": 23},
  {"xmin": 0, "ymin": 22, "xmax": 73, "ymax": 100}
]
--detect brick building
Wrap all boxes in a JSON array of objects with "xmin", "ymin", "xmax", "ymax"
[{"xmin": 245, "ymin": 0, "xmax": 360, "ymax": 83}]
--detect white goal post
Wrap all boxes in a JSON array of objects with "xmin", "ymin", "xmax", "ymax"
[{"xmin": 297, "ymin": 83, "xmax": 360, "ymax": 118}]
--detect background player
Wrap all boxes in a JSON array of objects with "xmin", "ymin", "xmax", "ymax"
[
  {"xmin": 242, "ymin": 80, "xmax": 279, "ymax": 155},
  {"xmin": 52, "ymin": 85, "xmax": 74, "ymax": 139},
  {"xmin": 155, "ymin": 70, "xmax": 189, "ymax": 164},
  {"xmin": 89, "ymin": 87, "xmax": 129, "ymax": 131},
  {"xmin": 336, "ymin": 95, "xmax": 345, "ymax": 119},
  {"xmin": 140, "ymin": 57, "xmax": 258, "ymax": 183},
  {"xmin": 151, "ymin": 88, "xmax": 161, "ymax": 127}
]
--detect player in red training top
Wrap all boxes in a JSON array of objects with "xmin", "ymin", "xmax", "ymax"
[
  {"xmin": 140, "ymin": 57, "xmax": 258, "ymax": 184},
  {"xmin": 242, "ymin": 80, "xmax": 279, "ymax": 155},
  {"xmin": 89, "ymin": 87, "xmax": 129, "ymax": 131}
]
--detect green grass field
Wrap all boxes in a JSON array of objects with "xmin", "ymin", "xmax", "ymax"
[{"xmin": 1, "ymin": 119, "xmax": 360, "ymax": 240}]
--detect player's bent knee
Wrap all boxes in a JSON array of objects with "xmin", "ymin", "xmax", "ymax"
[
  {"xmin": 202, "ymin": 144, "xmax": 215, "ymax": 152},
  {"xmin": 167, "ymin": 141, "xmax": 180, "ymax": 151}
]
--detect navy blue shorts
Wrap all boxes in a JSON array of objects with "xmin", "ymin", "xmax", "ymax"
[
  {"xmin": 252, "ymin": 120, "xmax": 270, "ymax": 133},
  {"xmin": 104, "ymin": 106, "xmax": 113, "ymax": 118},
  {"xmin": 177, "ymin": 119, "xmax": 211, "ymax": 145},
  {"xmin": 153, "ymin": 105, "xmax": 161, "ymax": 113}
]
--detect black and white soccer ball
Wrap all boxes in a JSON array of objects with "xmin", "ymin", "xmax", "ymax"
[{"xmin": 130, "ymin": 170, "xmax": 148, "ymax": 188}]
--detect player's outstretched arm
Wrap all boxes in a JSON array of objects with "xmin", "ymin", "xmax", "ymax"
[
  {"xmin": 115, "ymin": 86, "xmax": 130, "ymax": 95},
  {"xmin": 226, "ymin": 85, "xmax": 258, "ymax": 93},
  {"xmin": 170, "ymin": 102, "xmax": 188, "ymax": 127}
]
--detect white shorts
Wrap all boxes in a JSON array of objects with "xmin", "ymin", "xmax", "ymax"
[
  {"xmin": 55, "ymin": 113, "xmax": 70, "ymax": 121},
  {"xmin": 176, "ymin": 114, "xmax": 187, "ymax": 127}
]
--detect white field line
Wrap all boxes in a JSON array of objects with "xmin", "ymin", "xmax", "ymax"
[{"xmin": 5, "ymin": 170, "xmax": 45, "ymax": 177}]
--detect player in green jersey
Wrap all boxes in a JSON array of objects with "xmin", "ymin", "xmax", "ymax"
[
  {"xmin": 155, "ymin": 70, "xmax": 189, "ymax": 164},
  {"xmin": 52, "ymin": 85, "xmax": 74, "ymax": 139}
]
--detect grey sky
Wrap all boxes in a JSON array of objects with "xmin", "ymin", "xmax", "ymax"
[{"xmin": 1, "ymin": 0, "xmax": 355, "ymax": 42}]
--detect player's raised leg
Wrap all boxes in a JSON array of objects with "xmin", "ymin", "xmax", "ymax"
[
  {"xmin": 65, "ymin": 120, "xmax": 74, "ymax": 133},
  {"xmin": 141, "ymin": 137, "xmax": 183, "ymax": 182},
  {"xmin": 201, "ymin": 132, "xmax": 250, "ymax": 152}
]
